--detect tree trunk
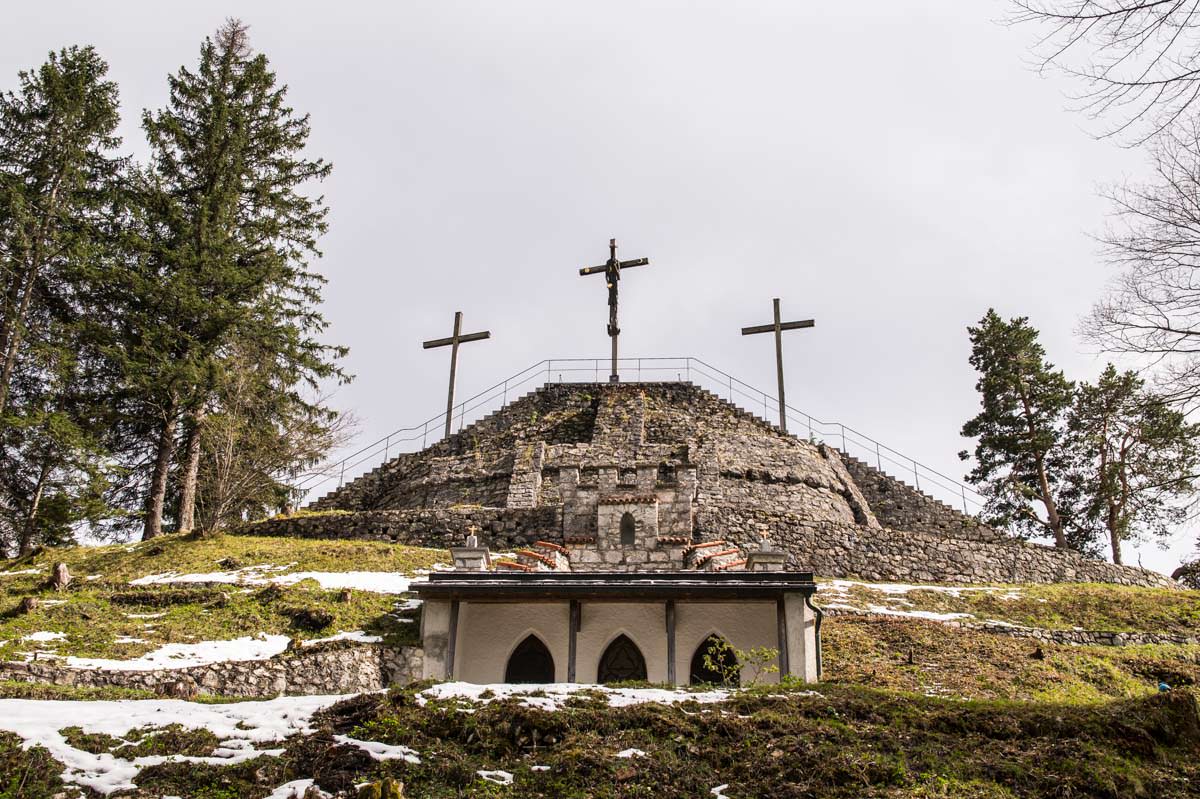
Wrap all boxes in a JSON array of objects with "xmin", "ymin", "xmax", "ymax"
[
  {"xmin": 1108, "ymin": 503, "xmax": 1123, "ymax": 565},
  {"xmin": 142, "ymin": 406, "xmax": 179, "ymax": 540},
  {"xmin": 18, "ymin": 460, "xmax": 51, "ymax": 557},
  {"xmin": 0, "ymin": 266, "xmax": 39, "ymax": 418},
  {"xmin": 177, "ymin": 410, "xmax": 205, "ymax": 532},
  {"xmin": 1014, "ymin": 373, "xmax": 1067, "ymax": 548}
]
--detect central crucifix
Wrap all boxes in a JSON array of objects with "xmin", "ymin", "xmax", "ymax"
[{"xmin": 579, "ymin": 238, "xmax": 649, "ymax": 382}]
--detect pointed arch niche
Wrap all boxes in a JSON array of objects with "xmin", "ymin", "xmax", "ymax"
[
  {"xmin": 505, "ymin": 634, "xmax": 555, "ymax": 683},
  {"xmin": 689, "ymin": 634, "xmax": 740, "ymax": 687},
  {"xmin": 619, "ymin": 512, "xmax": 636, "ymax": 546},
  {"xmin": 597, "ymin": 634, "xmax": 647, "ymax": 683}
]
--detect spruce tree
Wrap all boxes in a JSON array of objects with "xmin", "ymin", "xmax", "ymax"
[
  {"xmin": 0, "ymin": 47, "xmax": 124, "ymax": 555},
  {"xmin": 126, "ymin": 20, "xmax": 343, "ymax": 538},
  {"xmin": 960, "ymin": 310, "xmax": 1076, "ymax": 547}
]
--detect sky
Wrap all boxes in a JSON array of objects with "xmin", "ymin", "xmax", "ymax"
[{"xmin": 5, "ymin": 1, "xmax": 1191, "ymax": 574}]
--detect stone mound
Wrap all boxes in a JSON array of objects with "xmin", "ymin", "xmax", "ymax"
[{"xmin": 258, "ymin": 383, "xmax": 1172, "ymax": 588}]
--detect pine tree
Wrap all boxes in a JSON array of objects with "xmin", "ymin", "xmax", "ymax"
[
  {"xmin": 0, "ymin": 47, "xmax": 124, "ymax": 555},
  {"xmin": 125, "ymin": 20, "xmax": 344, "ymax": 539},
  {"xmin": 960, "ymin": 310, "xmax": 1076, "ymax": 547},
  {"xmin": 1065, "ymin": 365, "xmax": 1200, "ymax": 565}
]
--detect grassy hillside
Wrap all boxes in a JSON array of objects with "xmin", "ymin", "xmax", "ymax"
[{"xmin": 0, "ymin": 533, "xmax": 447, "ymax": 662}]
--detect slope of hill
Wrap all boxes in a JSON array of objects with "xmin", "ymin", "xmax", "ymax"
[{"xmin": 0, "ymin": 534, "xmax": 1197, "ymax": 798}]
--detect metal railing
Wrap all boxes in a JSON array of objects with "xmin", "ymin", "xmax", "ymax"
[{"xmin": 291, "ymin": 356, "xmax": 986, "ymax": 515}]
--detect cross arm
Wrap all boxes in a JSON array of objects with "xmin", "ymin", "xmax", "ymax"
[
  {"xmin": 423, "ymin": 330, "xmax": 492, "ymax": 349},
  {"xmin": 741, "ymin": 319, "xmax": 815, "ymax": 336},
  {"xmin": 578, "ymin": 257, "xmax": 649, "ymax": 276}
]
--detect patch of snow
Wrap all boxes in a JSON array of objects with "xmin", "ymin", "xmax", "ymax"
[
  {"xmin": 419, "ymin": 682, "xmax": 731, "ymax": 711},
  {"xmin": 478, "ymin": 769, "xmax": 514, "ymax": 785},
  {"xmin": 63, "ymin": 634, "xmax": 290, "ymax": 670},
  {"xmin": 113, "ymin": 637, "xmax": 147, "ymax": 645},
  {"xmin": 0, "ymin": 569, "xmax": 42, "ymax": 577},
  {"xmin": 821, "ymin": 579, "xmax": 1019, "ymax": 599},
  {"xmin": 393, "ymin": 598, "xmax": 422, "ymax": 612},
  {"xmin": 333, "ymin": 734, "xmax": 420, "ymax": 764},
  {"xmin": 0, "ymin": 693, "xmax": 349, "ymax": 795},
  {"xmin": 615, "ymin": 748, "xmax": 646, "ymax": 758},
  {"xmin": 62, "ymin": 629, "xmax": 379, "ymax": 671},
  {"xmin": 302, "ymin": 631, "xmax": 382, "ymax": 647},
  {"xmin": 266, "ymin": 779, "xmax": 330, "ymax": 799},
  {"xmin": 822, "ymin": 603, "xmax": 973, "ymax": 622},
  {"xmin": 712, "ymin": 784, "xmax": 731, "ymax": 798},
  {"xmin": 124, "ymin": 612, "xmax": 165, "ymax": 619},
  {"xmin": 531, "ymin": 765, "xmax": 550, "ymax": 771},
  {"xmin": 130, "ymin": 566, "xmax": 419, "ymax": 595},
  {"xmin": 22, "ymin": 632, "xmax": 66, "ymax": 642},
  {"xmin": 85, "ymin": 575, "xmax": 102, "ymax": 581}
]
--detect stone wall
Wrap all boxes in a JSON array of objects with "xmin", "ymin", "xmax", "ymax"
[
  {"xmin": 697, "ymin": 508, "xmax": 1175, "ymax": 588},
  {"xmin": 0, "ymin": 640, "xmax": 422, "ymax": 698},
  {"xmin": 825, "ymin": 608, "xmax": 1199, "ymax": 647},
  {"xmin": 240, "ymin": 506, "xmax": 562, "ymax": 549},
  {"xmin": 840, "ymin": 455, "xmax": 1007, "ymax": 544}
]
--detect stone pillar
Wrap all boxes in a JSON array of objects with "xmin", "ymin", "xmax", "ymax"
[
  {"xmin": 420, "ymin": 599, "xmax": 453, "ymax": 680},
  {"xmin": 782, "ymin": 592, "xmax": 818, "ymax": 683}
]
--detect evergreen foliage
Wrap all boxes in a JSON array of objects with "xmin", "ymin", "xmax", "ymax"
[
  {"xmin": 962, "ymin": 311, "xmax": 1199, "ymax": 563},
  {"xmin": 0, "ymin": 46, "xmax": 125, "ymax": 556},
  {"xmin": 960, "ymin": 310, "xmax": 1076, "ymax": 547},
  {"xmin": 0, "ymin": 22, "xmax": 348, "ymax": 554}
]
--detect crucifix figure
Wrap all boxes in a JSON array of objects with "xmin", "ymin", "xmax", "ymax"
[
  {"xmin": 423, "ymin": 311, "xmax": 491, "ymax": 439},
  {"xmin": 579, "ymin": 238, "xmax": 649, "ymax": 382},
  {"xmin": 741, "ymin": 298, "xmax": 814, "ymax": 433}
]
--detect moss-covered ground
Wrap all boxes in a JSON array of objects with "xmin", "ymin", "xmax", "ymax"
[{"xmin": 16, "ymin": 684, "xmax": 1199, "ymax": 799}]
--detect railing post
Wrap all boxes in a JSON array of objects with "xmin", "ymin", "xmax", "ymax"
[
  {"xmin": 840, "ymin": 425, "xmax": 847, "ymax": 453},
  {"xmin": 384, "ymin": 433, "xmax": 391, "ymax": 461},
  {"xmin": 875, "ymin": 442, "xmax": 881, "ymax": 470},
  {"xmin": 503, "ymin": 378, "xmax": 508, "ymax": 405},
  {"xmin": 338, "ymin": 462, "xmax": 345, "ymax": 488},
  {"xmin": 961, "ymin": 485, "xmax": 968, "ymax": 513},
  {"xmin": 913, "ymin": 463, "xmax": 921, "ymax": 491},
  {"xmin": 422, "ymin": 420, "xmax": 428, "ymax": 449}
]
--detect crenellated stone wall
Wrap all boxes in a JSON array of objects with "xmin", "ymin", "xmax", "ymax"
[
  {"xmin": 0, "ymin": 640, "xmax": 423, "ymax": 698},
  {"xmin": 241, "ymin": 507, "xmax": 563, "ymax": 549}
]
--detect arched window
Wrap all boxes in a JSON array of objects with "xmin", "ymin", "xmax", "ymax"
[
  {"xmin": 597, "ymin": 634, "xmax": 647, "ymax": 683},
  {"xmin": 505, "ymin": 635, "xmax": 555, "ymax": 683},
  {"xmin": 619, "ymin": 512, "xmax": 636, "ymax": 546},
  {"xmin": 689, "ymin": 634, "xmax": 739, "ymax": 687}
]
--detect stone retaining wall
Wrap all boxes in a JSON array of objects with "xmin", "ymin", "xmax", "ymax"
[
  {"xmin": 0, "ymin": 640, "xmax": 422, "ymax": 698},
  {"xmin": 698, "ymin": 508, "xmax": 1175, "ymax": 588},
  {"xmin": 824, "ymin": 608, "xmax": 1197, "ymax": 647}
]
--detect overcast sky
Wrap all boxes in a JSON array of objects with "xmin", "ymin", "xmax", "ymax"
[{"xmin": 7, "ymin": 1, "xmax": 1190, "ymax": 573}]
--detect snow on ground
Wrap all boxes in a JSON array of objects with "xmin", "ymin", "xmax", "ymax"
[
  {"xmin": 333, "ymin": 734, "xmax": 421, "ymax": 764},
  {"xmin": 615, "ymin": 748, "xmax": 647, "ymax": 758},
  {"xmin": 130, "ymin": 565, "xmax": 421, "ymax": 595},
  {"xmin": 711, "ymin": 784, "xmax": 731, "ymax": 798},
  {"xmin": 821, "ymin": 579, "xmax": 1022, "ymax": 599},
  {"xmin": 478, "ymin": 769, "xmax": 514, "ymax": 785},
  {"xmin": 418, "ymin": 682, "xmax": 732, "ymax": 711},
  {"xmin": 59, "ymin": 630, "xmax": 381, "ymax": 671},
  {"xmin": 21, "ymin": 631, "xmax": 67, "ymax": 642},
  {"xmin": 821, "ymin": 603, "xmax": 974, "ymax": 622},
  {"xmin": 0, "ymin": 568, "xmax": 42, "ymax": 578},
  {"xmin": 266, "ymin": 779, "xmax": 330, "ymax": 799},
  {"xmin": 0, "ymin": 693, "xmax": 349, "ymax": 795}
]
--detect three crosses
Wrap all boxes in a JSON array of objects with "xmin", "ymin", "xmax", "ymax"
[{"xmin": 423, "ymin": 239, "xmax": 814, "ymax": 439}]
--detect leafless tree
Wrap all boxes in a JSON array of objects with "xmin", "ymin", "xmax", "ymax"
[
  {"xmin": 1013, "ymin": 1, "xmax": 1200, "ymax": 141},
  {"xmin": 1087, "ymin": 118, "xmax": 1200, "ymax": 407}
]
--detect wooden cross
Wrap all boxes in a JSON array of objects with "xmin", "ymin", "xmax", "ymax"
[
  {"xmin": 423, "ymin": 311, "xmax": 491, "ymax": 439},
  {"xmin": 579, "ymin": 238, "xmax": 649, "ymax": 382},
  {"xmin": 741, "ymin": 298, "xmax": 814, "ymax": 433}
]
